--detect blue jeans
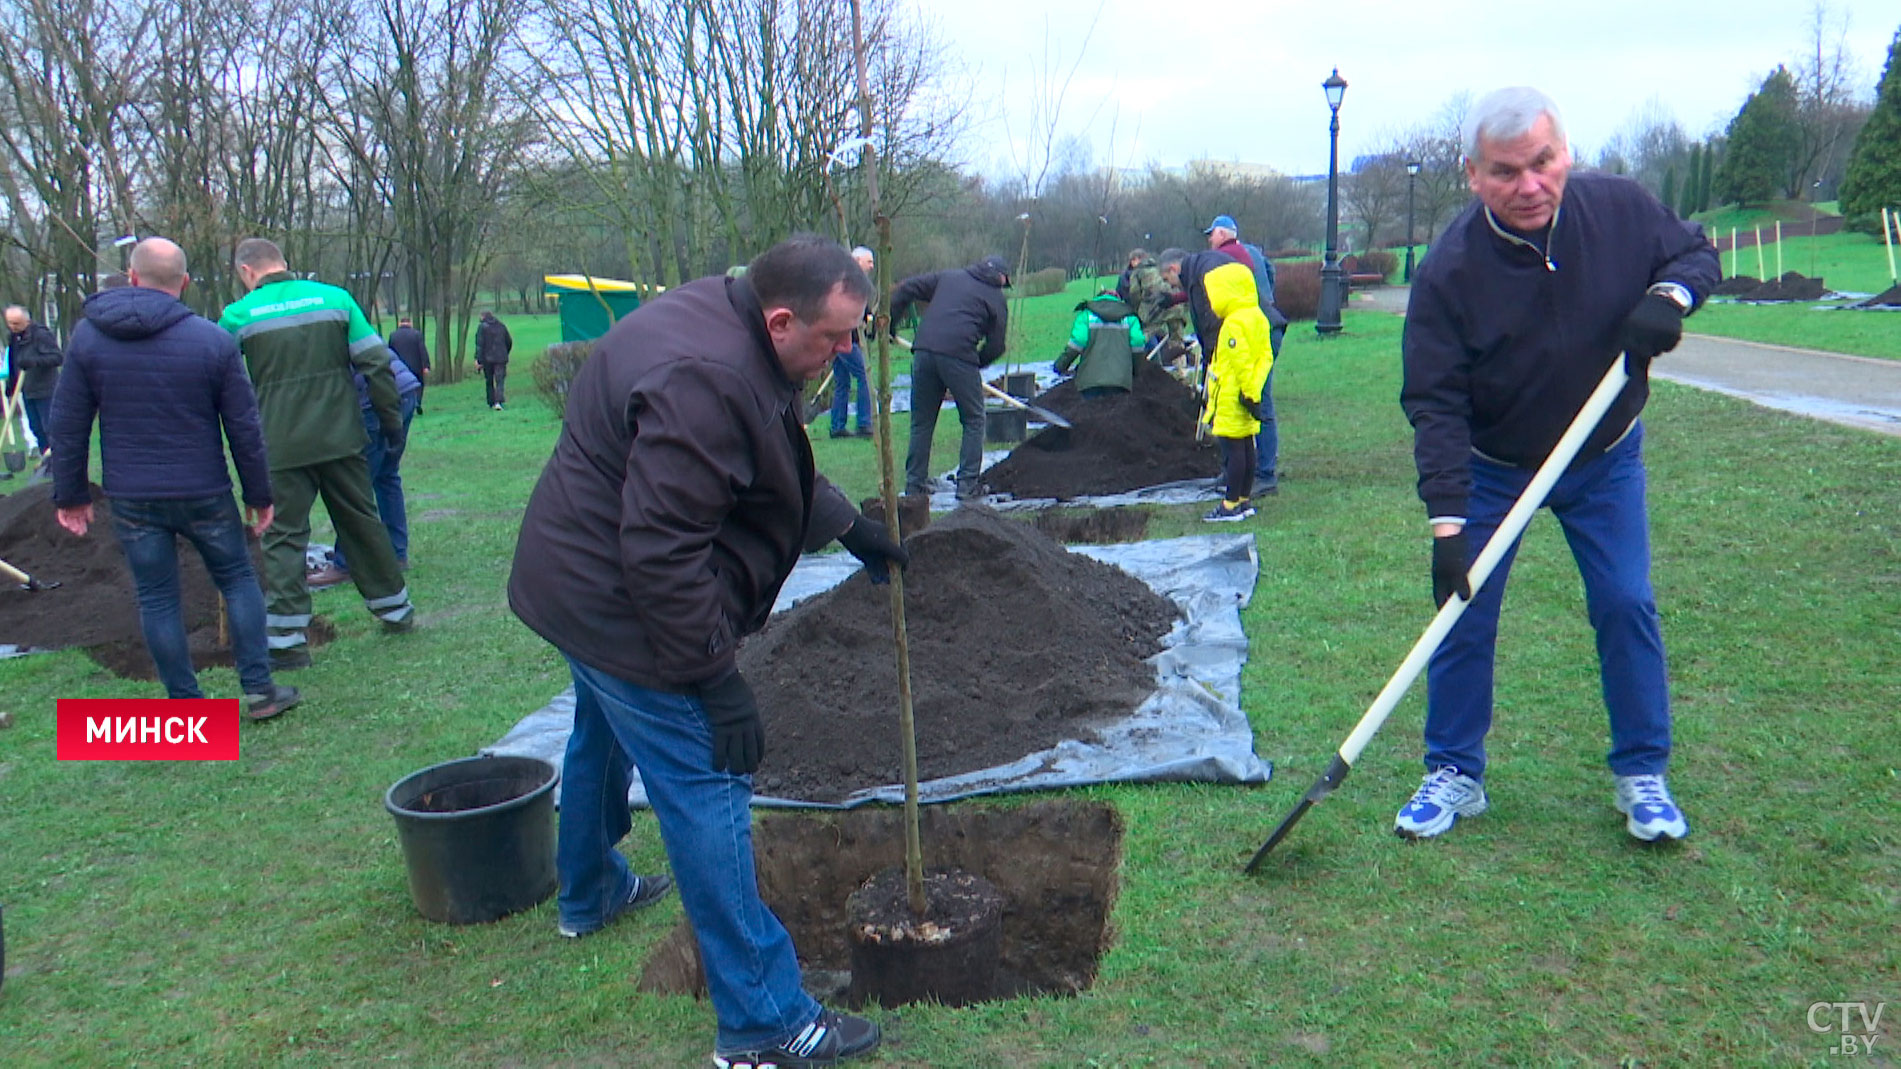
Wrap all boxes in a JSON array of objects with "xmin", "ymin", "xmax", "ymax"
[
  {"xmin": 1424, "ymin": 422, "xmax": 1671, "ymax": 780},
  {"xmin": 1253, "ymin": 365, "xmax": 1278, "ymax": 487},
  {"xmin": 829, "ymin": 346, "xmax": 871, "ymax": 434},
  {"xmin": 335, "ymin": 392, "xmax": 418, "ymax": 571},
  {"xmin": 559, "ymin": 655, "xmax": 819, "ymax": 1052},
  {"xmin": 23, "ymin": 396, "xmax": 50, "ymax": 454},
  {"xmin": 109, "ymin": 495, "xmax": 274, "ymax": 698}
]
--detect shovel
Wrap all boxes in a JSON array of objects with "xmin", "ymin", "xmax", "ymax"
[
  {"xmin": 980, "ymin": 382, "xmax": 1072, "ymax": 429},
  {"xmin": 0, "ymin": 378, "xmax": 25, "ymax": 474},
  {"xmin": 0, "ymin": 555, "xmax": 62, "ymax": 592},
  {"xmin": 1243, "ymin": 355, "xmax": 1635, "ymax": 872}
]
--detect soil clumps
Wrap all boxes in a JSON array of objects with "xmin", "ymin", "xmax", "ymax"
[
  {"xmin": 982, "ymin": 359, "xmax": 1217, "ymax": 500},
  {"xmin": 739, "ymin": 505, "xmax": 1179, "ymax": 803}
]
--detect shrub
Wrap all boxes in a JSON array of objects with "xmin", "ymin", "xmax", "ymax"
[
  {"xmin": 534, "ymin": 340, "xmax": 594, "ymax": 418},
  {"xmin": 1011, "ymin": 267, "xmax": 1068, "ymax": 298},
  {"xmin": 1274, "ymin": 259, "xmax": 1323, "ymax": 321},
  {"xmin": 1356, "ymin": 249, "xmax": 1397, "ymax": 281}
]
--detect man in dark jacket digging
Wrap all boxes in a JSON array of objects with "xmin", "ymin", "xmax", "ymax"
[
  {"xmin": 5, "ymin": 303, "xmax": 63, "ymax": 475},
  {"xmin": 1395, "ymin": 86, "xmax": 1718, "ymax": 844},
  {"xmin": 888, "ymin": 254, "xmax": 1010, "ymax": 499},
  {"xmin": 47, "ymin": 237, "xmax": 300, "ymax": 720},
  {"xmin": 474, "ymin": 311, "xmax": 512, "ymax": 410},
  {"xmin": 508, "ymin": 235, "xmax": 906, "ymax": 1069}
]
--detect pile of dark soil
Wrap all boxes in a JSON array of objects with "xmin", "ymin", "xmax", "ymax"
[
  {"xmin": 0, "ymin": 483, "xmax": 324, "ymax": 679},
  {"xmin": 738, "ymin": 505, "xmax": 1179, "ymax": 803},
  {"xmin": 1855, "ymin": 284, "xmax": 1901, "ymax": 308},
  {"xmin": 1031, "ymin": 507, "xmax": 1150, "ymax": 544},
  {"xmin": 982, "ymin": 359, "xmax": 1217, "ymax": 500},
  {"xmin": 1712, "ymin": 275, "xmax": 1762, "ymax": 297},
  {"xmin": 1747, "ymin": 272, "xmax": 1827, "ymax": 301}
]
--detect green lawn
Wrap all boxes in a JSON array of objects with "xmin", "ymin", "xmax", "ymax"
[
  {"xmin": 2, "ymin": 300, "xmax": 1897, "ymax": 1066},
  {"xmin": 1679, "ymin": 229, "xmax": 1900, "ymax": 361}
]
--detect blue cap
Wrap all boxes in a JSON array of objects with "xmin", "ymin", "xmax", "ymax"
[{"xmin": 1204, "ymin": 214, "xmax": 1238, "ymax": 235}]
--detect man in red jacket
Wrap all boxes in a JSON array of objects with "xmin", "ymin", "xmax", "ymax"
[{"xmin": 508, "ymin": 235, "xmax": 905, "ymax": 1069}]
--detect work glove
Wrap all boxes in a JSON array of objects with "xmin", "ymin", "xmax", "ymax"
[
  {"xmin": 1237, "ymin": 394, "xmax": 1262, "ymax": 421},
  {"xmin": 1616, "ymin": 293, "xmax": 1685, "ymax": 366},
  {"xmin": 837, "ymin": 515, "xmax": 911, "ymax": 585},
  {"xmin": 698, "ymin": 668, "xmax": 764, "ymax": 774},
  {"xmin": 382, "ymin": 423, "xmax": 407, "ymax": 452},
  {"xmin": 1431, "ymin": 530, "xmax": 1472, "ymax": 608}
]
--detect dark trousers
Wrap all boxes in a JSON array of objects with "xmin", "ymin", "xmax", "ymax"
[
  {"xmin": 1424, "ymin": 423, "xmax": 1670, "ymax": 780},
  {"xmin": 23, "ymin": 396, "xmax": 50, "ymax": 454},
  {"xmin": 830, "ymin": 346, "xmax": 872, "ymax": 433},
  {"xmin": 109, "ymin": 495, "xmax": 274, "ymax": 697},
  {"xmin": 262, "ymin": 453, "xmax": 413, "ymax": 657},
  {"xmin": 1253, "ymin": 363, "xmax": 1279, "ymax": 487},
  {"xmin": 1218, "ymin": 436, "xmax": 1257, "ymax": 502},
  {"xmin": 904, "ymin": 349, "xmax": 985, "ymax": 494},
  {"xmin": 483, "ymin": 364, "xmax": 507, "ymax": 407},
  {"xmin": 335, "ymin": 392, "xmax": 419, "ymax": 570}
]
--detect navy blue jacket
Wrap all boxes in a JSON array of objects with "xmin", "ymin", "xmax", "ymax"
[
  {"xmin": 388, "ymin": 323, "xmax": 429, "ymax": 376},
  {"xmin": 49, "ymin": 287, "xmax": 272, "ymax": 509},
  {"xmin": 354, "ymin": 354, "xmax": 421, "ymax": 410},
  {"xmin": 1401, "ymin": 171, "xmax": 1720, "ymax": 521},
  {"xmin": 889, "ymin": 256, "xmax": 1010, "ymax": 366}
]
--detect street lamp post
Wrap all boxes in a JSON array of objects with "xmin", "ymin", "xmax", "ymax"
[
  {"xmin": 1316, "ymin": 69, "xmax": 1348, "ymax": 335},
  {"xmin": 1404, "ymin": 159, "xmax": 1421, "ymax": 283}
]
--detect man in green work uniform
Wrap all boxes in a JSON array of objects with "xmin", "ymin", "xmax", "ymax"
[{"xmin": 219, "ymin": 237, "xmax": 417, "ymax": 669}]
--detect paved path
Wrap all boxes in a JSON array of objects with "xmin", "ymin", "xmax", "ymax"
[{"xmin": 1348, "ymin": 287, "xmax": 1901, "ymax": 438}]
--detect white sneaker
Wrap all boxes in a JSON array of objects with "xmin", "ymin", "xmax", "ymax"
[
  {"xmin": 1614, "ymin": 774, "xmax": 1689, "ymax": 841},
  {"xmin": 1394, "ymin": 766, "xmax": 1488, "ymax": 839}
]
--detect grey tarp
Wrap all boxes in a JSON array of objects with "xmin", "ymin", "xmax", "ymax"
[{"xmin": 483, "ymin": 533, "xmax": 1269, "ymax": 808}]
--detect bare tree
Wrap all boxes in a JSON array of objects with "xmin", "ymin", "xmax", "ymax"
[{"xmin": 1789, "ymin": 1, "xmax": 1874, "ymax": 197}]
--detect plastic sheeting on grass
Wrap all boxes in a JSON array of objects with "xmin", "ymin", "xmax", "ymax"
[{"xmin": 483, "ymin": 532, "xmax": 1269, "ymax": 808}]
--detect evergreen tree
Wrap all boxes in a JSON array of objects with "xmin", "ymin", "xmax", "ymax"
[
  {"xmin": 1698, "ymin": 141, "xmax": 1719, "ymax": 212},
  {"xmin": 1660, "ymin": 166, "xmax": 1679, "ymax": 214},
  {"xmin": 1841, "ymin": 27, "xmax": 1901, "ymax": 230},
  {"xmin": 1678, "ymin": 145, "xmax": 1701, "ymax": 217},
  {"xmin": 1717, "ymin": 67, "xmax": 1801, "ymax": 206}
]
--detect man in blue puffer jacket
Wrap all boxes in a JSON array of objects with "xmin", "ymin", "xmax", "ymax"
[{"xmin": 47, "ymin": 238, "xmax": 301, "ymax": 720}]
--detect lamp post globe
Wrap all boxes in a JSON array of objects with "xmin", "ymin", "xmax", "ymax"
[
  {"xmin": 1404, "ymin": 159, "xmax": 1421, "ymax": 283},
  {"xmin": 1316, "ymin": 68, "xmax": 1348, "ymax": 336}
]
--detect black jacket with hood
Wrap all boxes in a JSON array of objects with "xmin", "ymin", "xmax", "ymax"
[
  {"xmin": 507, "ymin": 275, "xmax": 857, "ymax": 691},
  {"xmin": 7, "ymin": 320, "xmax": 63, "ymax": 399},
  {"xmin": 49, "ymin": 286, "xmax": 272, "ymax": 509},
  {"xmin": 888, "ymin": 256, "xmax": 1010, "ymax": 366}
]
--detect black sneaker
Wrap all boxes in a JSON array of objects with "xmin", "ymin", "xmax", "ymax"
[
  {"xmin": 556, "ymin": 873, "xmax": 674, "ymax": 938},
  {"xmin": 269, "ymin": 648, "xmax": 313, "ymax": 671},
  {"xmin": 713, "ymin": 1009, "xmax": 882, "ymax": 1068},
  {"xmin": 243, "ymin": 684, "xmax": 302, "ymax": 721}
]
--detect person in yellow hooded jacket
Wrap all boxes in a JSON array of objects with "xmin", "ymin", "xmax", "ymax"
[{"xmin": 1198, "ymin": 260, "xmax": 1273, "ymax": 521}]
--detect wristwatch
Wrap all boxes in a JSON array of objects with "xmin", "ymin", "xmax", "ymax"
[{"xmin": 1647, "ymin": 281, "xmax": 1694, "ymax": 313}]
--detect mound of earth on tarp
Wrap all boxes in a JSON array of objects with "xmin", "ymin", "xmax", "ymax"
[
  {"xmin": 1712, "ymin": 275, "xmax": 1763, "ymax": 297},
  {"xmin": 739, "ymin": 505, "xmax": 1179, "ymax": 803},
  {"xmin": 1746, "ymin": 272, "xmax": 1827, "ymax": 301},
  {"xmin": 1855, "ymin": 284, "xmax": 1901, "ymax": 308},
  {"xmin": 0, "ymin": 482, "xmax": 320, "ymax": 678},
  {"xmin": 982, "ymin": 359, "xmax": 1217, "ymax": 500}
]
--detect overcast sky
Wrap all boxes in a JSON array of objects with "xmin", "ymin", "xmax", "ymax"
[{"xmin": 926, "ymin": 0, "xmax": 1898, "ymax": 180}]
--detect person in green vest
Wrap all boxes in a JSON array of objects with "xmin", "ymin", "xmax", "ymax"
[
  {"xmin": 218, "ymin": 237, "xmax": 417, "ymax": 670},
  {"xmin": 1054, "ymin": 289, "xmax": 1145, "ymax": 397}
]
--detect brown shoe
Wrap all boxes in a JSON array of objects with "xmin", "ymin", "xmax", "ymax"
[{"xmin": 306, "ymin": 563, "xmax": 349, "ymax": 590}]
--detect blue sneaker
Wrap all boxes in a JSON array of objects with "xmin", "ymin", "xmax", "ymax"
[
  {"xmin": 1614, "ymin": 774, "xmax": 1689, "ymax": 841},
  {"xmin": 1394, "ymin": 766, "xmax": 1488, "ymax": 839}
]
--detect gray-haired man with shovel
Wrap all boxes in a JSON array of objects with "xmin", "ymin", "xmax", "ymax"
[
  {"xmin": 1397, "ymin": 87, "xmax": 1717, "ymax": 843},
  {"xmin": 48, "ymin": 237, "xmax": 300, "ymax": 719}
]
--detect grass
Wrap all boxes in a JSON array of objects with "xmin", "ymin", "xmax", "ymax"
[
  {"xmin": 1688, "ymin": 229, "xmax": 1901, "ymax": 361},
  {"xmin": 3, "ymin": 298, "xmax": 1898, "ymax": 1067}
]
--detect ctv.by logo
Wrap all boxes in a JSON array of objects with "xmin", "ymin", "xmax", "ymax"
[{"xmin": 1808, "ymin": 1001, "xmax": 1886, "ymax": 1056}]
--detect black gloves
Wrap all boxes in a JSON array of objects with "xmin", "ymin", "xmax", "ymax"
[
  {"xmin": 383, "ymin": 423, "xmax": 407, "ymax": 451},
  {"xmin": 1431, "ymin": 531, "xmax": 1472, "ymax": 608},
  {"xmin": 1238, "ymin": 395, "xmax": 1262, "ymax": 421},
  {"xmin": 1617, "ymin": 293, "xmax": 1685, "ymax": 365},
  {"xmin": 698, "ymin": 669, "xmax": 764, "ymax": 774},
  {"xmin": 838, "ymin": 515, "xmax": 911, "ymax": 584}
]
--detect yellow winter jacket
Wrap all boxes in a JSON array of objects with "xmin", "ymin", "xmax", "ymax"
[{"xmin": 1198, "ymin": 261, "xmax": 1274, "ymax": 438}]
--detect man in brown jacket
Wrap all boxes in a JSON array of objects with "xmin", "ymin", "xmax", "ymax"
[{"xmin": 508, "ymin": 235, "xmax": 904, "ymax": 1068}]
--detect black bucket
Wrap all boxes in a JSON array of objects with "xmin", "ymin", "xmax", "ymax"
[
  {"xmin": 384, "ymin": 755, "xmax": 559, "ymax": 925},
  {"xmin": 999, "ymin": 372, "xmax": 1037, "ymax": 400},
  {"xmin": 985, "ymin": 407, "xmax": 1027, "ymax": 443}
]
